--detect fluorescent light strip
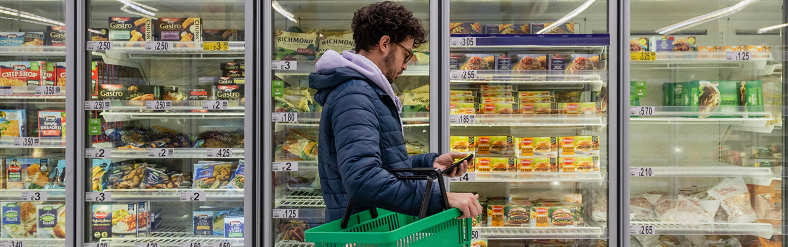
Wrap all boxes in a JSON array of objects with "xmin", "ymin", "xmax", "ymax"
[
  {"xmin": 89, "ymin": 29, "xmax": 102, "ymax": 35},
  {"xmin": 117, "ymin": 0, "xmax": 156, "ymax": 17},
  {"xmin": 757, "ymin": 23, "xmax": 788, "ymax": 34},
  {"xmin": 536, "ymin": 0, "xmax": 595, "ymax": 34},
  {"xmin": 120, "ymin": 5, "xmax": 156, "ymax": 19},
  {"xmin": 0, "ymin": 6, "xmax": 65, "ymax": 26},
  {"xmin": 273, "ymin": 0, "xmax": 297, "ymax": 23},
  {"xmin": 656, "ymin": 0, "xmax": 758, "ymax": 35}
]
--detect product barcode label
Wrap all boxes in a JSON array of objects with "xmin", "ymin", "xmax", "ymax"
[
  {"xmin": 272, "ymin": 112, "xmax": 297, "ymax": 122},
  {"xmin": 180, "ymin": 192, "xmax": 207, "ymax": 201},
  {"xmin": 630, "ymin": 167, "xmax": 655, "ymax": 177},
  {"xmin": 629, "ymin": 106, "xmax": 655, "ymax": 116},
  {"xmin": 451, "ymin": 37, "xmax": 476, "ymax": 47},
  {"xmin": 85, "ymin": 101, "xmax": 111, "ymax": 110},
  {"xmin": 13, "ymin": 137, "xmax": 39, "ymax": 147},
  {"xmin": 726, "ymin": 51, "xmax": 751, "ymax": 61},
  {"xmin": 228, "ymin": 42, "xmax": 245, "ymax": 50},
  {"xmin": 35, "ymin": 86, "xmax": 60, "ymax": 95},
  {"xmin": 450, "ymin": 70, "xmax": 477, "ymax": 80},
  {"xmin": 87, "ymin": 41, "xmax": 113, "ymax": 51},
  {"xmin": 145, "ymin": 100, "xmax": 172, "ymax": 110},
  {"xmin": 273, "ymin": 162, "xmax": 298, "ymax": 171},
  {"xmin": 85, "ymin": 192, "xmax": 111, "ymax": 202},
  {"xmin": 84, "ymin": 243, "xmax": 110, "ymax": 247},
  {"xmin": 449, "ymin": 114, "xmax": 475, "ymax": 124},
  {"xmin": 202, "ymin": 100, "xmax": 229, "ymax": 110},
  {"xmin": 135, "ymin": 243, "xmax": 160, "ymax": 247},
  {"xmin": 630, "ymin": 225, "xmax": 656, "ymax": 235},
  {"xmin": 273, "ymin": 209, "xmax": 299, "ymax": 218},
  {"xmin": 148, "ymin": 148, "xmax": 175, "ymax": 158},
  {"xmin": 0, "ymin": 241, "xmax": 24, "ymax": 247},
  {"xmin": 471, "ymin": 230, "xmax": 480, "ymax": 240},
  {"xmin": 21, "ymin": 192, "xmax": 46, "ymax": 201},
  {"xmin": 86, "ymin": 148, "xmax": 111, "ymax": 158},
  {"xmin": 207, "ymin": 148, "xmax": 233, "ymax": 158},
  {"xmin": 0, "ymin": 86, "xmax": 12, "ymax": 95},
  {"xmin": 272, "ymin": 60, "xmax": 297, "ymax": 70},
  {"xmin": 448, "ymin": 173, "xmax": 475, "ymax": 182},
  {"xmin": 145, "ymin": 41, "xmax": 171, "ymax": 51}
]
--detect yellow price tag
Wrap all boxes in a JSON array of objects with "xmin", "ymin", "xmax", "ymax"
[
  {"xmin": 203, "ymin": 42, "xmax": 228, "ymax": 51},
  {"xmin": 631, "ymin": 52, "xmax": 656, "ymax": 61}
]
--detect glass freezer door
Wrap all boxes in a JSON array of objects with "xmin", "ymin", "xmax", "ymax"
[
  {"xmin": 446, "ymin": 0, "xmax": 613, "ymax": 246},
  {"xmin": 266, "ymin": 1, "xmax": 435, "ymax": 246},
  {"xmin": 628, "ymin": 0, "xmax": 785, "ymax": 246},
  {"xmin": 0, "ymin": 0, "xmax": 68, "ymax": 246},
  {"xmin": 80, "ymin": 0, "xmax": 251, "ymax": 246}
]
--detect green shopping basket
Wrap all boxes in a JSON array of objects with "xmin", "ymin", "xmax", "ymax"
[{"xmin": 305, "ymin": 168, "xmax": 472, "ymax": 247}]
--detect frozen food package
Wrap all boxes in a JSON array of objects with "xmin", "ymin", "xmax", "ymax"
[
  {"xmin": 565, "ymin": 54, "xmax": 601, "ymax": 72},
  {"xmin": 1, "ymin": 61, "xmax": 45, "ymax": 86},
  {"xmin": 511, "ymin": 54, "xmax": 548, "ymax": 70},
  {"xmin": 752, "ymin": 179, "xmax": 781, "ymax": 226},
  {"xmin": 156, "ymin": 18, "xmax": 202, "ymax": 43},
  {"xmin": 203, "ymin": 29, "xmax": 238, "ymax": 41},
  {"xmin": 0, "ymin": 109, "xmax": 25, "ymax": 137},
  {"xmin": 275, "ymin": 30, "xmax": 317, "ymax": 61},
  {"xmin": 737, "ymin": 80, "xmax": 764, "ymax": 114},
  {"xmin": 224, "ymin": 216, "xmax": 244, "ymax": 238},
  {"xmin": 38, "ymin": 111, "xmax": 65, "ymax": 139},
  {"xmin": 450, "ymin": 136, "xmax": 476, "ymax": 153},
  {"xmin": 108, "ymin": 17, "xmax": 153, "ymax": 42},
  {"xmin": 37, "ymin": 204, "xmax": 60, "ymax": 238},
  {"xmin": 226, "ymin": 161, "xmax": 245, "ymax": 189},
  {"xmin": 485, "ymin": 24, "xmax": 528, "ymax": 34},
  {"xmin": 449, "ymin": 23, "xmax": 482, "ymax": 34},
  {"xmin": 458, "ymin": 54, "xmax": 496, "ymax": 70},
  {"xmin": 558, "ymin": 136, "xmax": 598, "ymax": 155},
  {"xmin": 318, "ymin": 32, "xmax": 354, "ymax": 57},
  {"xmin": 475, "ymin": 136, "xmax": 513, "ymax": 156},
  {"xmin": 481, "ymin": 103, "xmax": 518, "ymax": 114},
  {"xmin": 707, "ymin": 177, "xmax": 757, "ymax": 223},
  {"xmin": 2, "ymin": 202, "xmax": 25, "ymax": 238},
  {"xmin": 634, "ymin": 235, "xmax": 688, "ymax": 247},
  {"xmin": 558, "ymin": 156, "xmax": 598, "ymax": 172},
  {"xmin": 91, "ymin": 159, "xmax": 110, "ymax": 191},
  {"xmin": 194, "ymin": 162, "xmax": 233, "ymax": 189},
  {"xmin": 657, "ymin": 195, "xmax": 718, "ymax": 223},
  {"xmin": 531, "ymin": 157, "xmax": 557, "ymax": 172},
  {"xmin": 23, "ymin": 32, "xmax": 43, "ymax": 46},
  {"xmin": 629, "ymin": 193, "xmax": 662, "ymax": 219},
  {"xmin": 193, "ymin": 211, "xmax": 214, "ymax": 235},
  {"xmin": 0, "ymin": 32, "xmax": 24, "ymax": 46}
]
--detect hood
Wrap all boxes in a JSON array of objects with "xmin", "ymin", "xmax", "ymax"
[{"xmin": 309, "ymin": 50, "xmax": 402, "ymax": 112}]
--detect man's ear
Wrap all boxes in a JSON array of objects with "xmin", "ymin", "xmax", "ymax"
[{"xmin": 378, "ymin": 35, "xmax": 391, "ymax": 54}]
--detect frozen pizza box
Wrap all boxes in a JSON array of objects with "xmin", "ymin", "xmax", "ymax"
[
  {"xmin": 0, "ymin": 32, "xmax": 24, "ymax": 46},
  {"xmin": 108, "ymin": 17, "xmax": 153, "ymax": 42},
  {"xmin": 203, "ymin": 29, "xmax": 239, "ymax": 41},
  {"xmin": 38, "ymin": 110, "xmax": 65, "ymax": 139},
  {"xmin": 155, "ymin": 18, "xmax": 202, "ymax": 44},
  {"xmin": 449, "ymin": 23, "xmax": 482, "ymax": 34},
  {"xmin": 1, "ymin": 61, "xmax": 46, "ymax": 86},
  {"xmin": 511, "ymin": 54, "xmax": 547, "ymax": 73},
  {"xmin": 46, "ymin": 26, "xmax": 67, "ymax": 46}
]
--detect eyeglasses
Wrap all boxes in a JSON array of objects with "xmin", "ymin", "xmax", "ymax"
[{"xmin": 394, "ymin": 42, "xmax": 414, "ymax": 64}]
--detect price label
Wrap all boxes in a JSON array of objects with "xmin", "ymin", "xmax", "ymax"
[
  {"xmin": 629, "ymin": 106, "xmax": 655, "ymax": 116},
  {"xmin": 450, "ymin": 37, "xmax": 476, "ymax": 47},
  {"xmin": 13, "ymin": 137, "xmax": 39, "ymax": 147},
  {"xmin": 630, "ymin": 52, "xmax": 656, "ymax": 61},
  {"xmin": 145, "ymin": 100, "xmax": 172, "ymax": 110},
  {"xmin": 87, "ymin": 41, "xmax": 113, "ymax": 51},
  {"xmin": 0, "ymin": 86, "xmax": 11, "ymax": 95},
  {"xmin": 471, "ymin": 230, "xmax": 481, "ymax": 240},
  {"xmin": 35, "ymin": 86, "xmax": 60, "ymax": 95},
  {"xmin": 180, "ymin": 192, "xmax": 207, "ymax": 201},
  {"xmin": 273, "ymin": 209, "xmax": 299, "ymax": 218},
  {"xmin": 202, "ymin": 100, "xmax": 229, "ymax": 110},
  {"xmin": 178, "ymin": 243, "xmax": 230, "ymax": 247},
  {"xmin": 85, "ymin": 100, "xmax": 111, "ymax": 110},
  {"xmin": 145, "ymin": 41, "xmax": 171, "ymax": 51},
  {"xmin": 0, "ymin": 241, "xmax": 24, "ymax": 247},
  {"xmin": 207, "ymin": 148, "xmax": 233, "ymax": 158},
  {"xmin": 21, "ymin": 192, "xmax": 46, "ymax": 201},
  {"xmin": 726, "ymin": 51, "xmax": 751, "ymax": 61},
  {"xmin": 203, "ymin": 41, "xmax": 228, "ymax": 51},
  {"xmin": 85, "ymin": 192, "xmax": 111, "ymax": 202},
  {"xmin": 449, "ymin": 173, "xmax": 475, "ymax": 182},
  {"xmin": 449, "ymin": 114, "xmax": 476, "ymax": 124},
  {"xmin": 273, "ymin": 162, "xmax": 298, "ymax": 172},
  {"xmin": 84, "ymin": 243, "xmax": 110, "ymax": 247},
  {"xmin": 86, "ymin": 148, "xmax": 111, "ymax": 158},
  {"xmin": 228, "ymin": 42, "xmax": 245, "ymax": 51},
  {"xmin": 630, "ymin": 167, "xmax": 655, "ymax": 177},
  {"xmin": 134, "ymin": 243, "xmax": 160, "ymax": 247},
  {"xmin": 147, "ymin": 148, "xmax": 175, "ymax": 158},
  {"xmin": 630, "ymin": 225, "xmax": 656, "ymax": 235},
  {"xmin": 272, "ymin": 60, "xmax": 297, "ymax": 70},
  {"xmin": 450, "ymin": 70, "xmax": 478, "ymax": 80},
  {"xmin": 272, "ymin": 112, "xmax": 298, "ymax": 122}
]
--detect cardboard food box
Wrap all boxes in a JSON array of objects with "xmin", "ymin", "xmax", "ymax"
[
  {"xmin": 221, "ymin": 62, "xmax": 244, "ymax": 71},
  {"xmin": 449, "ymin": 23, "xmax": 482, "ymax": 34},
  {"xmin": 558, "ymin": 136, "xmax": 598, "ymax": 155},
  {"xmin": 1, "ymin": 61, "xmax": 45, "ymax": 86},
  {"xmin": 520, "ymin": 103, "xmax": 535, "ymax": 114},
  {"xmin": 450, "ymin": 136, "xmax": 476, "ymax": 153},
  {"xmin": 90, "ymin": 28, "xmax": 109, "ymax": 42},
  {"xmin": 723, "ymin": 46, "xmax": 747, "ymax": 52},
  {"xmin": 482, "ymin": 91, "xmax": 515, "ymax": 98},
  {"xmin": 481, "ymin": 103, "xmax": 518, "ymax": 114},
  {"xmin": 214, "ymin": 85, "xmax": 244, "ymax": 100},
  {"xmin": 747, "ymin": 45, "xmax": 771, "ymax": 51},
  {"xmin": 671, "ymin": 36, "xmax": 697, "ymax": 51},
  {"xmin": 318, "ymin": 32, "xmax": 355, "ymax": 57},
  {"xmin": 737, "ymin": 80, "xmax": 764, "ymax": 114},
  {"xmin": 559, "ymin": 155, "xmax": 599, "ymax": 172},
  {"xmin": 485, "ymin": 24, "xmax": 528, "ymax": 34},
  {"xmin": 519, "ymin": 91, "xmax": 551, "ymax": 97},
  {"xmin": 486, "ymin": 203, "xmax": 505, "ymax": 227},
  {"xmin": 0, "ymin": 109, "xmax": 26, "ymax": 138},
  {"xmin": 97, "ymin": 84, "xmax": 128, "ymax": 100},
  {"xmin": 0, "ymin": 32, "xmax": 24, "ymax": 46},
  {"xmin": 38, "ymin": 111, "xmax": 65, "ymax": 139},
  {"xmin": 534, "ymin": 103, "xmax": 555, "ymax": 114},
  {"xmin": 504, "ymin": 205, "xmax": 530, "ymax": 226},
  {"xmin": 515, "ymin": 137, "xmax": 536, "ymax": 157},
  {"xmin": 519, "ymin": 97, "xmax": 552, "ymax": 103},
  {"xmin": 224, "ymin": 216, "xmax": 244, "ymax": 238},
  {"xmin": 686, "ymin": 81, "xmax": 739, "ymax": 118},
  {"xmin": 137, "ymin": 202, "xmax": 149, "ymax": 237},
  {"xmin": 23, "ymin": 32, "xmax": 43, "ymax": 46},
  {"xmin": 44, "ymin": 27, "xmax": 67, "ymax": 46},
  {"xmin": 156, "ymin": 18, "xmax": 202, "ymax": 44},
  {"xmin": 530, "ymin": 22, "xmax": 575, "ymax": 34},
  {"xmin": 549, "ymin": 53, "xmax": 572, "ymax": 71},
  {"xmin": 565, "ymin": 54, "xmax": 601, "ymax": 72},
  {"xmin": 531, "ymin": 206, "xmax": 578, "ymax": 227},
  {"xmin": 449, "ymin": 103, "xmax": 477, "ymax": 115},
  {"xmin": 91, "ymin": 204, "xmax": 111, "ymax": 241},
  {"xmin": 481, "ymin": 85, "xmax": 516, "ymax": 92},
  {"xmin": 450, "ymin": 95, "xmax": 475, "ymax": 103},
  {"xmin": 458, "ymin": 54, "xmax": 497, "ymax": 70},
  {"xmin": 698, "ymin": 46, "xmax": 721, "ymax": 59},
  {"xmin": 482, "ymin": 97, "xmax": 516, "ymax": 104},
  {"xmin": 517, "ymin": 158, "xmax": 533, "ymax": 172},
  {"xmin": 511, "ymin": 54, "xmax": 548, "ymax": 79},
  {"xmin": 648, "ymin": 36, "xmax": 674, "ymax": 51},
  {"xmin": 111, "ymin": 203, "xmax": 137, "ymax": 238},
  {"xmin": 475, "ymin": 136, "xmax": 513, "ymax": 156},
  {"xmin": 496, "ymin": 53, "xmax": 513, "ymax": 71},
  {"xmin": 7, "ymin": 158, "xmax": 30, "ymax": 189},
  {"xmin": 578, "ymin": 102, "xmax": 599, "ymax": 114},
  {"xmin": 37, "ymin": 204, "xmax": 59, "ymax": 238},
  {"xmin": 222, "ymin": 70, "xmax": 244, "ymax": 80},
  {"xmin": 531, "ymin": 137, "xmax": 557, "ymax": 157},
  {"xmin": 108, "ymin": 17, "xmax": 153, "ymax": 42},
  {"xmin": 2, "ymin": 202, "xmax": 25, "ymax": 238},
  {"xmin": 203, "ymin": 29, "xmax": 239, "ymax": 41},
  {"xmin": 630, "ymin": 37, "xmax": 649, "ymax": 51},
  {"xmin": 43, "ymin": 63, "xmax": 55, "ymax": 86},
  {"xmin": 450, "ymin": 90, "xmax": 476, "ymax": 97},
  {"xmin": 193, "ymin": 211, "xmax": 214, "ymax": 235},
  {"xmin": 531, "ymin": 157, "xmax": 557, "ymax": 172}
]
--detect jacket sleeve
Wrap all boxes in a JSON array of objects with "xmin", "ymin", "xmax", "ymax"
[
  {"xmin": 409, "ymin": 153, "xmax": 439, "ymax": 168},
  {"xmin": 331, "ymin": 85, "xmax": 444, "ymax": 217}
]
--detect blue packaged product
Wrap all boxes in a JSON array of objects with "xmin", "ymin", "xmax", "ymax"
[
  {"xmin": 0, "ymin": 32, "xmax": 24, "ymax": 46},
  {"xmin": 0, "ymin": 109, "xmax": 26, "ymax": 138},
  {"xmin": 224, "ymin": 216, "xmax": 244, "ymax": 238},
  {"xmin": 213, "ymin": 211, "xmax": 229, "ymax": 235},
  {"xmin": 193, "ymin": 211, "xmax": 214, "ymax": 235},
  {"xmin": 227, "ymin": 161, "xmax": 244, "ymax": 189}
]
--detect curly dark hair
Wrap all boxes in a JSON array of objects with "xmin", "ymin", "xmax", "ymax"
[{"xmin": 352, "ymin": 1, "xmax": 427, "ymax": 52}]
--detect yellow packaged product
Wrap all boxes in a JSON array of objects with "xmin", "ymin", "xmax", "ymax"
[
  {"xmin": 531, "ymin": 137, "xmax": 558, "ymax": 156},
  {"xmin": 450, "ymin": 90, "xmax": 475, "ymax": 97},
  {"xmin": 534, "ymin": 103, "xmax": 554, "ymax": 114},
  {"xmin": 520, "ymin": 103, "xmax": 535, "ymax": 114},
  {"xmin": 481, "ymin": 103, "xmax": 518, "ymax": 114},
  {"xmin": 559, "ymin": 136, "xmax": 598, "ymax": 155},
  {"xmin": 481, "ymin": 97, "xmax": 516, "ymax": 104},
  {"xmin": 480, "ymin": 85, "xmax": 516, "ymax": 92},
  {"xmin": 518, "ymin": 91, "xmax": 551, "ymax": 97},
  {"xmin": 578, "ymin": 102, "xmax": 599, "ymax": 114},
  {"xmin": 520, "ymin": 96, "xmax": 552, "ymax": 103},
  {"xmin": 450, "ymin": 96, "xmax": 475, "ymax": 103},
  {"xmin": 559, "ymin": 155, "xmax": 598, "ymax": 172},
  {"xmin": 475, "ymin": 136, "xmax": 513, "ymax": 156},
  {"xmin": 517, "ymin": 157, "xmax": 533, "ymax": 172},
  {"xmin": 449, "ymin": 136, "xmax": 476, "ymax": 153},
  {"xmin": 532, "ymin": 157, "xmax": 557, "ymax": 172},
  {"xmin": 449, "ymin": 102, "xmax": 477, "ymax": 115},
  {"xmin": 481, "ymin": 91, "xmax": 515, "ymax": 98},
  {"xmin": 487, "ymin": 157, "xmax": 515, "ymax": 172},
  {"xmin": 474, "ymin": 157, "xmax": 492, "ymax": 172}
]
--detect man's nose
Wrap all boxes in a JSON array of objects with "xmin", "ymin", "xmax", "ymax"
[{"xmin": 402, "ymin": 62, "xmax": 408, "ymax": 71}]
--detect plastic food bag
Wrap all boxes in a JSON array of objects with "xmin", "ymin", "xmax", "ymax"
[
  {"xmin": 656, "ymin": 195, "xmax": 717, "ymax": 223},
  {"xmin": 752, "ymin": 179, "xmax": 782, "ymax": 226},
  {"xmin": 707, "ymin": 177, "xmax": 757, "ymax": 223},
  {"xmin": 635, "ymin": 235, "xmax": 690, "ymax": 247},
  {"xmin": 226, "ymin": 161, "xmax": 244, "ymax": 189},
  {"xmin": 630, "ymin": 193, "xmax": 662, "ymax": 219},
  {"xmin": 194, "ymin": 162, "xmax": 233, "ymax": 189}
]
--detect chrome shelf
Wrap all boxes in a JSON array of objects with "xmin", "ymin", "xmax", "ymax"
[
  {"xmin": 460, "ymin": 172, "xmax": 604, "ymax": 183},
  {"xmin": 100, "ymin": 41, "xmax": 245, "ymax": 60},
  {"xmin": 272, "ymin": 60, "xmax": 429, "ymax": 76},
  {"xmin": 92, "ymin": 148, "xmax": 245, "ymax": 159},
  {"xmin": 275, "ymin": 190, "xmax": 325, "ymax": 208},
  {"xmin": 275, "ymin": 243, "xmax": 313, "ymax": 247},
  {"xmin": 275, "ymin": 112, "xmax": 429, "ymax": 124},
  {"xmin": 474, "ymin": 226, "xmax": 605, "ymax": 240},
  {"xmin": 101, "ymin": 189, "xmax": 244, "ymax": 202},
  {"xmin": 630, "ymin": 162, "xmax": 774, "ymax": 177},
  {"xmin": 0, "ymin": 239, "xmax": 66, "ymax": 247},
  {"xmin": 0, "ymin": 139, "xmax": 65, "ymax": 149},
  {"xmin": 630, "ymin": 219, "xmax": 773, "ymax": 239},
  {"xmin": 0, "ymin": 86, "xmax": 65, "ymax": 98},
  {"xmin": 450, "ymin": 114, "xmax": 607, "ymax": 126},
  {"xmin": 0, "ymin": 189, "xmax": 66, "ymax": 201},
  {"xmin": 0, "ymin": 46, "xmax": 66, "ymax": 56}
]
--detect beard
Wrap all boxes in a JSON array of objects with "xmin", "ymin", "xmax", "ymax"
[{"xmin": 382, "ymin": 49, "xmax": 399, "ymax": 83}]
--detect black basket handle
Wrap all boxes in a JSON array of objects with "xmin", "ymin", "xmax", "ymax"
[{"xmin": 340, "ymin": 167, "xmax": 452, "ymax": 229}]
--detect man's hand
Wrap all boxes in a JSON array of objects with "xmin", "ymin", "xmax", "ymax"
[
  {"xmin": 447, "ymin": 193, "xmax": 482, "ymax": 219},
  {"xmin": 433, "ymin": 152, "xmax": 470, "ymax": 177}
]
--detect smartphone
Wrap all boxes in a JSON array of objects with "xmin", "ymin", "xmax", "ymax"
[{"xmin": 441, "ymin": 153, "xmax": 474, "ymax": 175}]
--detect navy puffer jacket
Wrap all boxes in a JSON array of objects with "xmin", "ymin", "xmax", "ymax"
[{"xmin": 309, "ymin": 67, "xmax": 442, "ymax": 222}]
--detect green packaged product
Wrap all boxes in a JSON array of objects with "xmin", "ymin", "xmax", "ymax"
[
  {"xmin": 737, "ymin": 80, "xmax": 764, "ymax": 115},
  {"xmin": 662, "ymin": 83, "xmax": 673, "ymax": 107},
  {"xmin": 686, "ymin": 81, "xmax": 738, "ymax": 118}
]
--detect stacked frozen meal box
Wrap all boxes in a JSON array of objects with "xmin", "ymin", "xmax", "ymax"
[
  {"xmin": 1, "ymin": 202, "xmax": 66, "ymax": 239},
  {"xmin": 449, "ymin": 22, "xmax": 578, "ymax": 35},
  {"xmin": 449, "ymin": 88, "xmax": 603, "ymax": 115},
  {"xmin": 472, "ymin": 191, "xmax": 585, "ymax": 229},
  {"xmin": 658, "ymin": 80, "xmax": 764, "ymax": 118},
  {"xmin": 451, "ymin": 53, "xmax": 603, "ymax": 81},
  {"xmin": 0, "ymin": 61, "xmax": 64, "ymax": 87}
]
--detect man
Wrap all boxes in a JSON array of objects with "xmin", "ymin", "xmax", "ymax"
[{"xmin": 309, "ymin": 1, "xmax": 483, "ymax": 222}]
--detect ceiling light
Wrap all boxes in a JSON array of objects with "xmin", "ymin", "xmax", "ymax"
[
  {"xmin": 656, "ymin": 0, "xmax": 758, "ymax": 35},
  {"xmin": 536, "ymin": 0, "xmax": 595, "ymax": 34},
  {"xmin": 117, "ymin": 0, "xmax": 157, "ymax": 18},
  {"xmin": 757, "ymin": 23, "xmax": 788, "ymax": 34},
  {"xmin": 273, "ymin": 0, "xmax": 297, "ymax": 23}
]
